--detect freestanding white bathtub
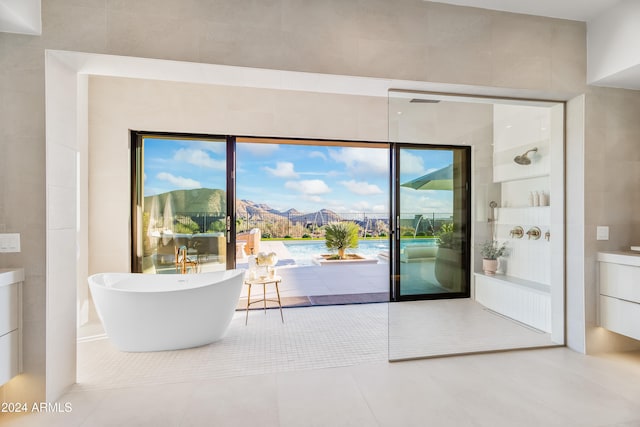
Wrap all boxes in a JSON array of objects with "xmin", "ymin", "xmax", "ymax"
[{"xmin": 88, "ymin": 270, "xmax": 245, "ymax": 352}]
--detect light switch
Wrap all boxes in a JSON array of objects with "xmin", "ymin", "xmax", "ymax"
[
  {"xmin": 0, "ymin": 233, "xmax": 20, "ymax": 253},
  {"xmin": 596, "ymin": 226, "xmax": 609, "ymax": 241}
]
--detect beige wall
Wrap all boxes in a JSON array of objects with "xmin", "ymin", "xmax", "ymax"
[
  {"xmin": 583, "ymin": 87, "xmax": 640, "ymax": 353},
  {"xmin": 88, "ymin": 76, "xmax": 388, "ymax": 275},
  {"xmin": 1, "ymin": 0, "xmax": 639, "ymax": 404}
]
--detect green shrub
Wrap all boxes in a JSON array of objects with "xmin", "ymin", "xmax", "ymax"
[
  {"xmin": 436, "ymin": 222, "xmax": 454, "ymax": 248},
  {"xmin": 324, "ymin": 221, "xmax": 359, "ymax": 259},
  {"xmin": 480, "ymin": 240, "xmax": 507, "ymax": 259}
]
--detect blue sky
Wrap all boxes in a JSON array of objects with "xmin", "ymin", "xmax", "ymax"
[{"xmin": 143, "ymin": 138, "xmax": 453, "ymax": 215}]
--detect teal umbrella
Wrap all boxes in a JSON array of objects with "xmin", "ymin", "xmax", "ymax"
[{"xmin": 401, "ymin": 163, "xmax": 453, "ymax": 191}]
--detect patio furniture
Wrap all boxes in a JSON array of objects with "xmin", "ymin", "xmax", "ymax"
[
  {"xmin": 237, "ymin": 228, "xmax": 261, "ymax": 255},
  {"xmin": 236, "ymin": 241, "xmax": 247, "ymax": 260},
  {"xmin": 400, "ymin": 246, "xmax": 438, "ymax": 263},
  {"xmin": 191, "ymin": 232, "xmax": 226, "ymax": 262},
  {"xmin": 244, "ymin": 275, "xmax": 284, "ymax": 325}
]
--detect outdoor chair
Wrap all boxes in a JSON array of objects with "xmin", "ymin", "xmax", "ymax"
[{"xmin": 237, "ymin": 228, "xmax": 261, "ymax": 255}]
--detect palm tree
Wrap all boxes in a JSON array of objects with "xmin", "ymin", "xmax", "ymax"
[{"xmin": 324, "ymin": 222, "xmax": 359, "ymax": 259}]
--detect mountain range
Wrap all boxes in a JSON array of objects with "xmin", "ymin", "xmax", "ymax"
[{"xmin": 144, "ymin": 188, "xmax": 343, "ymax": 225}]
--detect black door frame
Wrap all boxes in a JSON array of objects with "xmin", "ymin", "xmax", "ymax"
[
  {"xmin": 389, "ymin": 143, "xmax": 472, "ymax": 302},
  {"xmin": 130, "ymin": 131, "xmax": 237, "ymax": 272}
]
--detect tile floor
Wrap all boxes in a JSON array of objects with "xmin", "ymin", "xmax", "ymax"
[
  {"xmin": 6, "ymin": 251, "xmax": 633, "ymax": 426},
  {"xmin": 76, "ymin": 304, "xmax": 388, "ymax": 390},
  {"xmin": 389, "ymin": 299, "xmax": 555, "ymax": 360},
  {"xmin": 3, "ymin": 348, "xmax": 640, "ymax": 426}
]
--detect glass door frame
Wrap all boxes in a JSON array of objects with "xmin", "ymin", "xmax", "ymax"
[
  {"xmin": 130, "ymin": 131, "xmax": 237, "ymax": 272},
  {"xmin": 390, "ymin": 143, "xmax": 472, "ymax": 302}
]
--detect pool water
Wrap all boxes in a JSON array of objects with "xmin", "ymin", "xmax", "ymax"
[{"xmin": 282, "ymin": 238, "xmax": 437, "ymax": 266}]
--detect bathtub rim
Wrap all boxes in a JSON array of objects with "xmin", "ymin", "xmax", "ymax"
[{"xmin": 88, "ymin": 269, "xmax": 246, "ymax": 294}]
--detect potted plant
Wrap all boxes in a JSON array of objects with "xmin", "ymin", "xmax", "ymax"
[
  {"xmin": 480, "ymin": 240, "xmax": 506, "ymax": 275},
  {"xmin": 434, "ymin": 222, "xmax": 463, "ymax": 291},
  {"xmin": 324, "ymin": 221, "xmax": 359, "ymax": 259},
  {"xmin": 436, "ymin": 222, "xmax": 454, "ymax": 249}
]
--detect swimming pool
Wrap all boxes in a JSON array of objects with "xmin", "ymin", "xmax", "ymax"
[{"xmin": 282, "ymin": 238, "xmax": 437, "ymax": 266}]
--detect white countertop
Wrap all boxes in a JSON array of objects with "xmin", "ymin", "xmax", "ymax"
[
  {"xmin": 0, "ymin": 268, "xmax": 25, "ymax": 287},
  {"xmin": 597, "ymin": 251, "xmax": 640, "ymax": 267}
]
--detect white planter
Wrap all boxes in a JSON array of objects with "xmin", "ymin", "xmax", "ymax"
[{"xmin": 482, "ymin": 258, "xmax": 498, "ymax": 275}]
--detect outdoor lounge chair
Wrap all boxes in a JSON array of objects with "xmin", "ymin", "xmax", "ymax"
[
  {"xmin": 400, "ymin": 246, "xmax": 438, "ymax": 263},
  {"xmin": 237, "ymin": 228, "xmax": 261, "ymax": 255},
  {"xmin": 191, "ymin": 232, "xmax": 226, "ymax": 262}
]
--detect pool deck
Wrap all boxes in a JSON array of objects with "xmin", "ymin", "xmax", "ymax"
[
  {"xmin": 197, "ymin": 240, "xmax": 438, "ymax": 309},
  {"xmin": 236, "ymin": 241, "xmax": 390, "ymax": 308}
]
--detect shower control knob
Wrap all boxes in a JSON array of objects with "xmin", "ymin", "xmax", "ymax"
[
  {"xmin": 526, "ymin": 227, "xmax": 541, "ymax": 240},
  {"xmin": 509, "ymin": 226, "xmax": 524, "ymax": 239}
]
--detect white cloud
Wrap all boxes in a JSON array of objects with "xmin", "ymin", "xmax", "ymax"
[
  {"xmin": 329, "ymin": 147, "xmax": 389, "ymax": 176},
  {"xmin": 347, "ymin": 201, "xmax": 388, "ymax": 214},
  {"xmin": 340, "ymin": 179, "xmax": 383, "ymax": 195},
  {"xmin": 173, "ymin": 148, "xmax": 226, "ymax": 170},
  {"xmin": 351, "ymin": 200, "xmax": 371, "ymax": 211},
  {"xmin": 400, "ymin": 189, "xmax": 452, "ymax": 213},
  {"xmin": 399, "ymin": 151, "xmax": 425, "ymax": 175},
  {"xmin": 309, "ymin": 151, "xmax": 327, "ymax": 161},
  {"xmin": 186, "ymin": 140, "xmax": 226, "ymax": 155},
  {"xmin": 264, "ymin": 161, "xmax": 299, "ymax": 178},
  {"xmin": 156, "ymin": 172, "xmax": 201, "ymax": 189},
  {"xmin": 284, "ymin": 179, "xmax": 331, "ymax": 195}
]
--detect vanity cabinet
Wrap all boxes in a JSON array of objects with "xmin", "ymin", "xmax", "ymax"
[
  {"xmin": 0, "ymin": 268, "xmax": 23, "ymax": 387},
  {"xmin": 598, "ymin": 252, "xmax": 640, "ymax": 341}
]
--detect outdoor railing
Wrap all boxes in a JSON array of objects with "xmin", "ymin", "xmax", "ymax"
[{"xmin": 169, "ymin": 211, "xmax": 453, "ymax": 239}]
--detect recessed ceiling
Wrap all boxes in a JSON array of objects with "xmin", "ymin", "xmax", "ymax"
[
  {"xmin": 0, "ymin": 0, "xmax": 41, "ymax": 35},
  {"xmin": 426, "ymin": 0, "xmax": 620, "ymax": 22}
]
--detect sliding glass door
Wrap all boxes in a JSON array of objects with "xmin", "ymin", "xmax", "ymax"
[
  {"xmin": 392, "ymin": 144, "xmax": 471, "ymax": 300},
  {"xmin": 131, "ymin": 132, "xmax": 234, "ymax": 273}
]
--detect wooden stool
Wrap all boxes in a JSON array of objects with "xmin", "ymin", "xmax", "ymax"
[{"xmin": 244, "ymin": 275, "xmax": 284, "ymax": 325}]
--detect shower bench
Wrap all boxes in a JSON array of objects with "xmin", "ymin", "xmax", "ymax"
[{"xmin": 474, "ymin": 272, "xmax": 551, "ymax": 333}]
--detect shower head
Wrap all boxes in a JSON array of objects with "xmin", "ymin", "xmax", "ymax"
[
  {"xmin": 489, "ymin": 201, "xmax": 497, "ymax": 208},
  {"xmin": 514, "ymin": 147, "xmax": 538, "ymax": 165}
]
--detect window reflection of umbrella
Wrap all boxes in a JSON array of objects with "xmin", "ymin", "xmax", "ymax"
[
  {"xmin": 401, "ymin": 163, "xmax": 454, "ymax": 237},
  {"xmin": 401, "ymin": 163, "xmax": 453, "ymax": 191}
]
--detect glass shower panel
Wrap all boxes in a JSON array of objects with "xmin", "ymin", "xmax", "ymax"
[{"xmin": 388, "ymin": 90, "xmax": 565, "ymax": 361}]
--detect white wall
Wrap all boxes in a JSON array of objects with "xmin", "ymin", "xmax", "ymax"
[
  {"xmin": 44, "ymin": 52, "xmax": 79, "ymax": 402},
  {"xmin": 492, "ymin": 104, "xmax": 551, "ymax": 182},
  {"xmin": 492, "ymin": 103, "xmax": 561, "ymax": 290},
  {"xmin": 587, "ymin": 0, "xmax": 640, "ymax": 87}
]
